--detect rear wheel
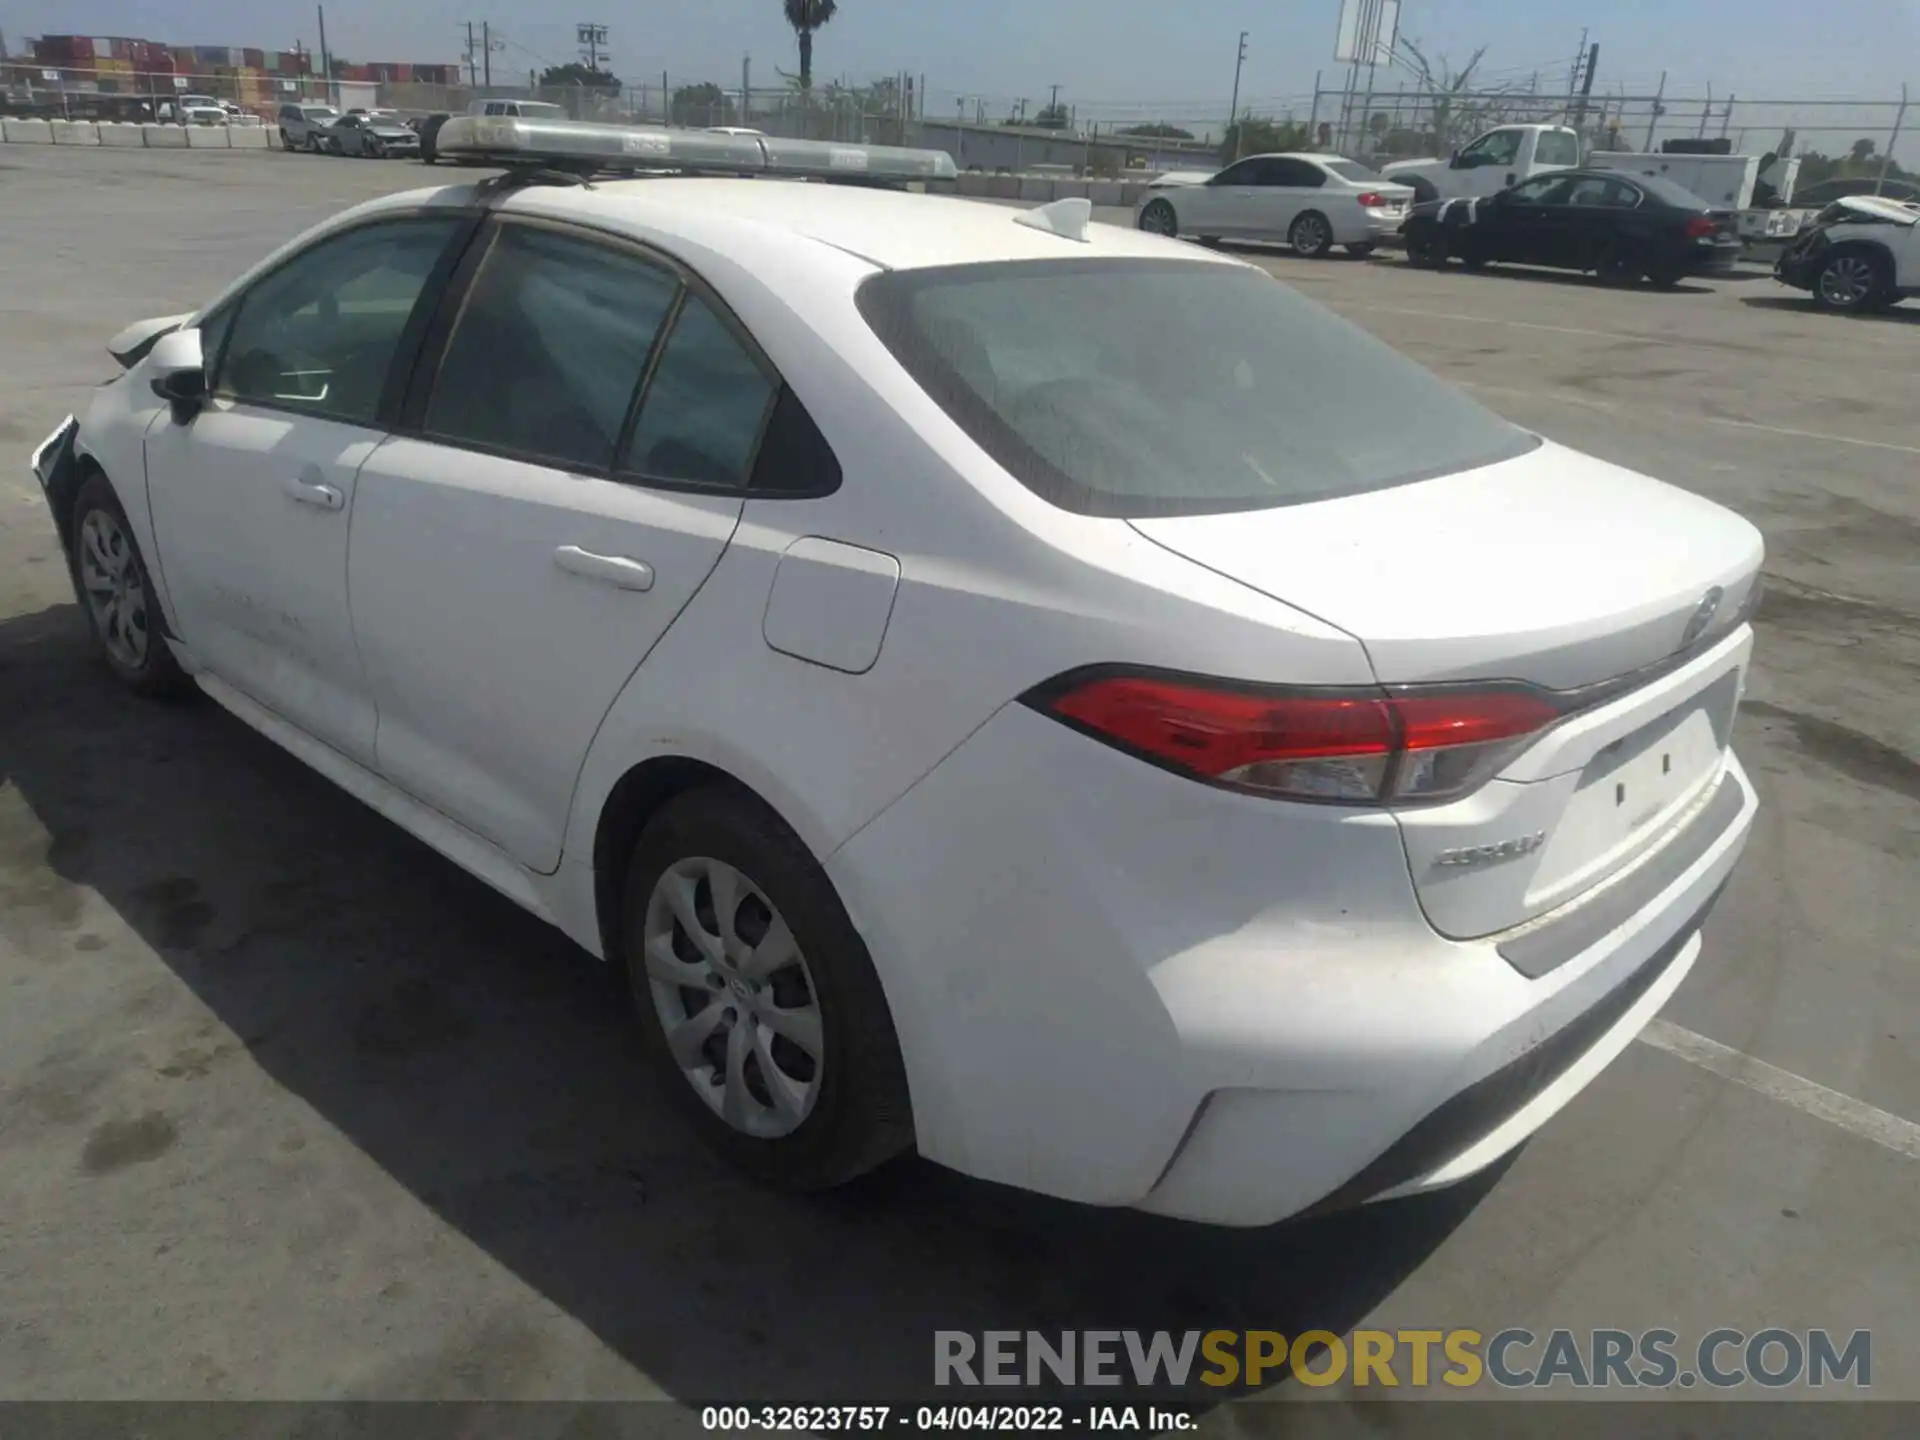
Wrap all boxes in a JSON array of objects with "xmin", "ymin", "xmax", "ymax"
[
  {"xmin": 1289, "ymin": 210, "xmax": 1335, "ymax": 258},
  {"xmin": 621, "ymin": 786, "xmax": 914, "ymax": 1191},
  {"xmin": 1813, "ymin": 250, "xmax": 1891, "ymax": 313},
  {"xmin": 1404, "ymin": 225, "xmax": 1447, "ymax": 268},
  {"xmin": 68, "ymin": 474, "xmax": 190, "ymax": 699},
  {"xmin": 1138, "ymin": 198, "xmax": 1178, "ymax": 238},
  {"xmin": 1596, "ymin": 244, "xmax": 1640, "ymax": 286}
]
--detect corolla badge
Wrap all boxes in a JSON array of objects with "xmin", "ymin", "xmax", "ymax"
[
  {"xmin": 1680, "ymin": 586, "xmax": 1725, "ymax": 650},
  {"xmin": 1435, "ymin": 831, "xmax": 1546, "ymax": 869}
]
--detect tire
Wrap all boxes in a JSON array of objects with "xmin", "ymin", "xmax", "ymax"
[
  {"xmin": 1596, "ymin": 245, "xmax": 1640, "ymax": 287},
  {"xmin": 1289, "ymin": 210, "xmax": 1335, "ymax": 258},
  {"xmin": 68, "ymin": 473, "xmax": 191, "ymax": 699},
  {"xmin": 1138, "ymin": 198, "xmax": 1178, "ymax": 238},
  {"xmin": 1813, "ymin": 249, "xmax": 1891, "ymax": 313},
  {"xmin": 620, "ymin": 785, "xmax": 914, "ymax": 1191},
  {"xmin": 279, "ymin": 129, "xmax": 293, "ymax": 150},
  {"xmin": 367, "ymin": 139, "xmax": 385, "ymax": 159},
  {"xmin": 1346, "ymin": 243, "xmax": 1376, "ymax": 258},
  {"xmin": 1404, "ymin": 225, "xmax": 1448, "ymax": 268}
]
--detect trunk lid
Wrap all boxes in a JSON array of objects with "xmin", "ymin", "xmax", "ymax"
[{"xmin": 1130, "ymin": 441, "xmax": 1764, "ymax": 939}]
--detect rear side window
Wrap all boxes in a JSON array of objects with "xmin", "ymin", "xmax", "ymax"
[
  {"xmin": 857, "ymin": 258, "xmax": 1538, "ymax": 518},
  {"xmin": 619, "ymin": 294, "xmax": 777, "ymax": 489},
  {"xmin": 424, "ymin": 225, "xmax": 678, "ymax": 472},
  {"xmin": 1536, "ymin": 131, "xmax": 1582, "ymax": 167}
]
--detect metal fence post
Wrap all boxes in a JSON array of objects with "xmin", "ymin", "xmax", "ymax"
[{"xmin": 1877, "ymin": 83, "xmax": 1909, "ymax": 194}]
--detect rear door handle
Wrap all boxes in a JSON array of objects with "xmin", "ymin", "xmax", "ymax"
[
  {"xmin": 284, "ymin": 475, "xmax": 344, "ymax": 510},
  {"xmin": 554, "ymin": 545, "xmax": 655, "ymax": 592}
]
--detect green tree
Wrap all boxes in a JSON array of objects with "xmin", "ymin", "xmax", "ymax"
[
  {"xmin": 783, "ymin": 0, "xmax": 839, "ymax": 93},
  {"xmin": 539, "ymin": 62, "xmax": 620, "ymax": 89},
  {"xmin": 1118, "ymin": 122, "xmax": 1194, "ymax": 140},
  {"xmin": 1849, "ymin": 137, "xmax": 1877, "ymax": 164},
  {"xmin": 672, "ymin": 81, "xmax": 733, "ymax": 126},
  {"xmin": 1220, "ymin": 116, "xmax": 1311, "ymax": 163},
  {"xmin": 1034, "ymin": 101, "xmax": 1070, "ymax": 129}
]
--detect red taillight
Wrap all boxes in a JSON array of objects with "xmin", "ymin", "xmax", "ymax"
[
  {"xmin": 1357, "ymin": 191, "xmax": 1386, "ymax": 208},
  {"xmin": 1684, "ymin": 215, "xmax": 1718, "ymax": 239},
  {"xmin": 1028, "ymin": 671, "xmax": 1563, "ymax": 805}
]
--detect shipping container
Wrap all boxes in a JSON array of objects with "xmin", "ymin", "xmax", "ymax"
[{"xmin": 243, "ymin": 48, "xmax": 266, "ymax": 68}]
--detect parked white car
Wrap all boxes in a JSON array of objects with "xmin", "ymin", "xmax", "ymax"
[
  {"xmin": 1774, "ymin": 193, "xmax": 1920, "ymax": 311},
  {"xmin": 1135, "ymin": 152, "xmax": 1414, "ymax": 257},
  {"xmin": 31, "ymin": 121, "xmax": 1762, "ymax": 1226},
  {"xmin": 1383, "ymin": 123, "xmax": 1585, "ymax": 205}
]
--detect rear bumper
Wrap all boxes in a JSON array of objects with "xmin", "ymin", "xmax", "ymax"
[{"xmin": 827, "ymin": 700, "xmax": 1759, "ymax": 1228}]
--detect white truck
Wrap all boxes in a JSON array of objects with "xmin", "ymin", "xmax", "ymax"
[{"xmin": 1381, "ymin": 123, "xmax": 1584, "ymax": 204}]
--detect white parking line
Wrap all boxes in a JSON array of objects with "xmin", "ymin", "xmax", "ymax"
[
  {"xmin": 1639, "ymin": 1019, "xmax": 1920, "ymax": 1162},
  {"xmin": 1456, "ymin": 379, "xmax": 1920, "ymax": 457}
]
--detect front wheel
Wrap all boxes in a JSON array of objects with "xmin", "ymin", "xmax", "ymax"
[
  {"xmin": 1289, "ymin": 210, "xmax": 1335, "ymax": 258},
  {"xmin": 621, "ymin": 786, "xmax": 914, "ymax": 1191},
  {"xmin": 68, "ymin": 474, "xmax": 191, "ymax": 698},
  {"xmin": 279, "ymin": 129, "xmax": 293, "ymax": 150},
  {"xmin": 1596, "ymin": 245, "xmax": 1640, "ymax": 287},
  {"xmin": 1138, "ymin": 198, "xmax": 1178, "ymax": 238},
  {"xmin": 1813, "ymin": 251, "xmax": 1891, "ymax": 313},
  {"xmin": 367, "ymin": 139, "xmax": 385, "ymax": 159}
]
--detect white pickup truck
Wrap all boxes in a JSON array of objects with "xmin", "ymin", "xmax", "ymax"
[{"xmin": 1381, "ymin": 123, "xmax": 1584, "ymax": 204}]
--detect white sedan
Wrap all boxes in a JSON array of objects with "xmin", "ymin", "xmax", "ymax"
[
  {"xmin": 32, "ymin": 121, "xmax": 1761, "ymax": 1225},
  {"xmin": 1136, "ymin": 151, "xmax": 1414, "ymax": 257}
]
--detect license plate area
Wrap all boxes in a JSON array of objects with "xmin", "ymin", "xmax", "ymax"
[{"xmin": 1531, "ymin": 671, "xmax": 1740, "ymax": 905}]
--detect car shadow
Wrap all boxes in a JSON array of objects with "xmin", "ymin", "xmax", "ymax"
[
  {"xmin": 0, "ymin": 600, "xmax": 1499, "ymax": 1408},
  {"xmin": 1739, "ymin": 294, "xmax": 1920, "ymax": 324},
  {"xmin": 1384, "ymin": 258, "xmax": 1721, "ymax": 295}
]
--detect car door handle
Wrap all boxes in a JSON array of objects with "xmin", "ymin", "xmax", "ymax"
[
  {"xmin": 553, "ymin": 545, "xmax": 655, "ymax": 592},
  {"xmin": 284, "ymin": 476, "xmax": 344, "ymax": 510}
]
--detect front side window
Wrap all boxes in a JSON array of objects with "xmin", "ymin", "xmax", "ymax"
[
  {"xmin": 217, "ymin": 218, "xmax": 464, "ymax": 425},
  {"xmin": 1508, "ymin": 175, "xmax": 1574, "ymax": 205},
  {"xmin": 424, "ymin": 225, "xmax": 679, "ymax": 472},
  {"xmin": 1211, "ymin": 159, "xmax": 1263, "ymax": 187},
  {"xmin": 858, "ymin": 259, "xmax": 1537, "ymax": 518},
  {"xmin": 619, "ymin": 293, "xmax": 776, "ymax": 488},
  {"xmin": 1461, "ymin": 129, "xmax": 1522, "ymax": 167}
]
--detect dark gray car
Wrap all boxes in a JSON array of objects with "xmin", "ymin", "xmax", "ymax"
[
  {"xmin": 327, "ymin": 111, "xmax": 421, "ymax": 158},
  {"xmin": 278, "ymin": 102, "xmax": 340, "ymax": 153}
]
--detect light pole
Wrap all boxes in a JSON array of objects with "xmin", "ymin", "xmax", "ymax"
[{"xmin": 1228, "ymin": 31, "xmax": 1248, "ymax": 160}]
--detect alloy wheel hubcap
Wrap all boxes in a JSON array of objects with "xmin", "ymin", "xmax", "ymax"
[
  {"xmin": 77, "ymin": 509, "xmax": 149, "ymax": 669},
  {"xmin": 1297, "ymin": 218, "xmax": 1327, "ymax": 252},
  {"xmin": 642, "ymin": 856, "xmax": 824, "ymax": 1139},
  {"xmin": 1143, "ymin": 204, "xmax": 1173, "ymax": 235},
  {"xmin": 1820, "ymin": 258, "xmax": 1871, "ymax": 306}
]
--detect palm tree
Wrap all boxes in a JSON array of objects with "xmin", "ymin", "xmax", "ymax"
[{"xmin": 783, "ymin": 0, "xmax": 838, "ymax": 94}]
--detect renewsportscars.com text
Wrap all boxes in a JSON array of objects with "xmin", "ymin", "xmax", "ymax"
[{"xmin": 934, "ymin": 1328, "xmax": 1871, "ymax": 1391}]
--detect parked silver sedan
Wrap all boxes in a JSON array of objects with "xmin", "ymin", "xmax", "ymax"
[{"xmin": 1135, "ymin": 152, "xmax": 1414, "ymax": 258}]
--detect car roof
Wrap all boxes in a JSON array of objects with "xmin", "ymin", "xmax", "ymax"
[{"xmin": 484, "ymin": 177, "xmax": 1244, "ymax": 271}]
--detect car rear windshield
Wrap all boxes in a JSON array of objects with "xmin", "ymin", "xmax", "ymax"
[
  {"xmin": 855, "ymin": 258, "xmax": 1538, "ymax": 518},
  {"xmin": 1321, "ymin": 159, "xmax": 1380, "ymax": 182}
]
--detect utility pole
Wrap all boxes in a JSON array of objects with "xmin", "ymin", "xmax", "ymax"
[
  {"xmin": 1572, "ymin": 43, "xmax": 1599, "ymax": 132},
  {"xmin": 464, "ymin": 22, "xmax": 477, "ymax": 88},
  {"xmin": 317, "ymin": 4, "xmax": 332, "ymax": 106},
  {"xmin": 482, "ymin": 22, "xmax": 492, "ymax": 90},
  {"xmin": 576, "ymin": 23, "xmax": 608, "ymax": 73},
  {"xmin": 1644, "ymin": 69, "xmax": 1666, "ymax": 150},
  {"xmin": 1566, "ymin": 28, "xmax": 1588, "ymax": 103},
  {"xmin": 1228, "ymin": 30, "xmax": 1248, "ymax": 157}
]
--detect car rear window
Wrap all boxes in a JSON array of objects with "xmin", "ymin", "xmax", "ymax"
[
  {"xmin": 856, "ymin": 258, "xmax": 1538, "ymax": 518},
  {"xmin": 1321, "ymin": 159, "xmax": 1379, "ymax": 182}
]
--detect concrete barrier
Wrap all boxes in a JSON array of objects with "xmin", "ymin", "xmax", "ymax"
[
  {"xmin": 988, "ymin": 173, "xmax": 1021, "ymax": 200},
  {"xmin": 1017, "ymin": 176, "xmax": 1055, "ymax": 203},
  {"xmin": 186, "ymin": 124, "xmax": 231, "ymax": 149},
  {"xmin": 99, "ymin": 122, "xmax": 146, "ymax": 147},
  {"xmin": 142, "ymin": 123, "xmax": 188, "ymax": 148},
  {"xmin": 1088, "ymin": 181, "xmax": 1124, "ymax": 206},
  {"xmin": 229, "ymin": 125, "xmax": 270, "ymax": 150},
  {"xmin": 1053, "ymin": 180, "xmax": 1091, "ymax": 200},
  {"xmin": 956, "ymin": 172, "xmax": 991, "ymax": 197},
  {"xmin": 2, "ymin": 117, "xmax": 54, "ymax": 144},
  {"xmin": 50, "ymin": 119, "xmax": 101, "ymax": 145},
  {"xmin": 1119, "ymin": 184, "xmax": 1148, "ymax": 207}
]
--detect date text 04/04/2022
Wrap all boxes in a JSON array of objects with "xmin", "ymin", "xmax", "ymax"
[{"xmin": 701, "ymin": 1405, "xmax": 1197, "ymax": 1432}]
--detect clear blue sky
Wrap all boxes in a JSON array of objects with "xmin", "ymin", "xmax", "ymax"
[{"xmin": 5, "ymin": 0, "xmax": 1914, "ymax": 128}]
